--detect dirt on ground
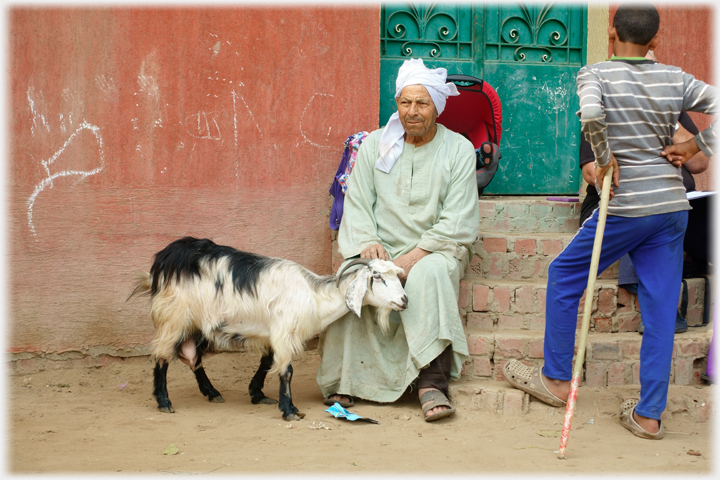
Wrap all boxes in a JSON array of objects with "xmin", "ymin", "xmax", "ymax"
[{"xmin": 6, "ymin": 350, "xmax": 715, "ymax": 475}]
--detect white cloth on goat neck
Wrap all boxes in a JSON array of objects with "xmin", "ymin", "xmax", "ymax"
[
  {"xmin": 317, "ymin": 124, "xmax": 479, "ymax": 403},
  {"xmin": 376, "ymin": 58, "xmax": 460, "ymax": 174}
]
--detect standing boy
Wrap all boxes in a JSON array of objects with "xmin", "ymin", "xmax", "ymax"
[{"xmin": 504, "ymin": 3, "xmax": 716, "ymax": 439}]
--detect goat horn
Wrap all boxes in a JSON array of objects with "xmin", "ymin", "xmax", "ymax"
[{"xmin": 336, "ymin": 257, "xmax": 372, "ymax": 287}]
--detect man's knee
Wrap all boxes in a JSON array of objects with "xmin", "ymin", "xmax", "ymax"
[{"xmin": 406, "ymin": 252, "xmax": 458, "ymax": 284}]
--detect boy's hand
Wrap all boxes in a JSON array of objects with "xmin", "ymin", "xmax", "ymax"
[
  {"xmin": 583, "ymin": 162, "xmax": 616, "ymax": 198},
  {"xmin": 595, "ymin": 155, "xmax": 619, "ymax": 196},
  {"xmin": 662, "ymin": 138, "xmax": 702, "ymax": 167},
  {"xmin": 581, "ymin": 162, "xmax": 596, "ymax": 185}
]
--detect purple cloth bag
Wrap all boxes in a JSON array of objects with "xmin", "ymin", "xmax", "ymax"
[{"xmin": 329, "ymin": 132, "xmax": 369, "ymax": 230}]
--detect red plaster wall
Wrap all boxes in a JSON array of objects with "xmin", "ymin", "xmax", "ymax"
[
  {"xmin": 609, "ymin": 4, "xmax": 715, "ymax": 190},
  {"xmin": 9, "ymin": 7, "xmax": 380, "ymax": 354}
]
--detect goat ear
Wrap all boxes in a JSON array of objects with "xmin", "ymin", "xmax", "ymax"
[{"xmin": 345, "ymin": 267, "xmax": 370, "ymax": 318}]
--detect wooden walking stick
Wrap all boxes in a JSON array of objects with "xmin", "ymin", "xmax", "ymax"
[{"xmin": 557, "ymin": 166, "xmax": 614, "ymax": 459}]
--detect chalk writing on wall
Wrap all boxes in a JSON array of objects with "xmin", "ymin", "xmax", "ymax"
[
  {"xmin": 25, "ymin": 23, "xmax": 339, "ymax": 240},
  {"xmin": 184, "ymin": 111, "xmax": 222, "ymax": 140},
  {"xmin": 27, "ymin": 86, "xmax": 50, "ymax": 136},
  {"xmin": 26, "ymin": 120, "xmax": 106, "ymax": 240},
  {"xmin": 299, "ymin": 93, "xmax": 335, "ymax": 150}
]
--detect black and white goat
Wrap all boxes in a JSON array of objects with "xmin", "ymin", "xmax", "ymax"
[{"xmin": 129, "ymin": 236, "xmax": 407, "ymax": 420}]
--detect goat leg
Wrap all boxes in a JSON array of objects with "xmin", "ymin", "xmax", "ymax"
[
  {"xmin": 278, "ymin": 363, "xmax": 305, "ymax": 421},
  {"xmin": 191, "ymin": 348, "xmax": 224, "ymax": 403},
  {"xmin": 248, "ymin": 351, "xmax": 278, "ymax": 405},
  {"xmin": 153, "ymin": 359, "xmax": 175, "ymax": 413}
]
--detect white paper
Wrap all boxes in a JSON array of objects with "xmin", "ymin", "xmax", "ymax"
[{"xmin": 687, "ymin": 191, "xmax": 715, "ymax": 200}]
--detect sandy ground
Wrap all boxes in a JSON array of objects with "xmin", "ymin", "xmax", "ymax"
[{"xmin": 6, "ymin": 350, "xmax": 716, "ymax": 476}]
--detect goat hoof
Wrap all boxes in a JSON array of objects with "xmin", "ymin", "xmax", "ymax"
[
  {"xmin": 283, "ymin": 412, "xmax": 305, "ymax": 421},
  {"xmin": 158, "ymin": 405, "xmax": 175, "ymax": 413},
  {"xmin": 209, "ymin": 395, "xmax": 225, "ymax": 403}
]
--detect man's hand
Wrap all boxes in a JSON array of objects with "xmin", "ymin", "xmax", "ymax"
[
  {"xmin": 392, "ymin": 247, "xmax": 430, "ymax": 285},
  {"xmin": 361, "ymin": 243, "xmax": 390, "ymax": 261},
  {"xmin": 594, "ymin": 154, "xmax": 619, "ymax": 196},
  {"xmin": 662, "ymin": 137, "xmax": 702, "ymax": 168}
]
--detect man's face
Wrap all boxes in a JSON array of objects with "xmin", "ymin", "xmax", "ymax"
[{"xmin": 396, "ymin": 85, "xmax": 438, "ymax": 138}]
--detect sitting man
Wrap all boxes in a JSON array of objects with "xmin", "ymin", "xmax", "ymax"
[{"xmin": 316, "ymin": 58, "xmax": 480, "ymax": 422}]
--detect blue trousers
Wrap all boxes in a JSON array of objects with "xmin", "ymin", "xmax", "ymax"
[{"xmin": 543, "ymin": 209, "xmax": 688, "ymax": 420}]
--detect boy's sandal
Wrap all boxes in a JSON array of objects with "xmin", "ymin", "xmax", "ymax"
[
  {"xmin": 619, "ymin": 398, "xmax": 664, "ymax": 440},
  {"xmin": 420, "ymin": 390, "xmax": 455, "ymax": 422},
  {"xmin": 503, "ymin": 359, "xmax": 566, "ymax": 407},
  {"xmin": 324, "ymin": 394, "xmax": 354, "ymax": 408}
]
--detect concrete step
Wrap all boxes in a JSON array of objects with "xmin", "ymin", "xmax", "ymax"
[
  {"xmin": 449, "ymin": 379, "xmax": 714, "ymax": 420},
  {"xmin": 461, "ymin": 328, "xmax": 713, "ymax": 388},
  {"xmin": 472, "ymin": 231, "xmax": 619, "ymax": 280},
  {"xmin": 478, "ymin": 195, "xmax": 581, "ymax": 234},
  {"xmin": 458, "ymin": 277, "xmax": 710, "ymax": 333}
]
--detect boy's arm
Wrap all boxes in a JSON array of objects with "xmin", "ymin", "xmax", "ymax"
[
  {"xmin": 576, "ymin": 67, "xmax": 612, "ymax": 169},
  {"xmin": 576, "ymin": 66, "xmax": 619, "ymax": 191},
  {"xmin": 664, "ymin": 72, "xmax": 718, "ymax": 163}
]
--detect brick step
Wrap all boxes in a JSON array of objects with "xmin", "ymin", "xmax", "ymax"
[
  {"xmin": 331, "ymin": 196, "xmax": 583, "ymax": 273},
  {"xmin": 459, "ymin": 277, "xmax": 710, "ymax": 333},
  {"xmin": 479, "ymin": 195, "xmax": 581, "ymax": 234},
  {"xmin": 461, "ymin": 328, "xmax": 713, "ymax": 387},
  {"xmin": 471, "ymin": 231, "xmax": 619, "ymax": 280}
]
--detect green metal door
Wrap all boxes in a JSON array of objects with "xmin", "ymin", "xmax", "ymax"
[{"xmin": 380, "ymin": 3, "xmax": 587, "ymax": 195}]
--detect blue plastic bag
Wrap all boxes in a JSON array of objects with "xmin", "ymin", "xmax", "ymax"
[{"xmin": 324, "ymin": 403, "xmax": 380, "ymax": 424}]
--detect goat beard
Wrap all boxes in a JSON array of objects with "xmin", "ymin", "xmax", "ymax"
[{"xmin": 375, "ymin": 307, "xmax": 393, "ymax": 335}]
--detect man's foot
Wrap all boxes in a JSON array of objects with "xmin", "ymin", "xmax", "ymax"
[
  {"xmin": 419, "ymin": 388, "xmax": 454, "ymax": 420},
  {"xmin": 323, "ymin": 394, "xmax": 354, "ymax": 408},
  {"xmin": 503, "ymin": 360, "xmax": 568, "ymax": 407}
]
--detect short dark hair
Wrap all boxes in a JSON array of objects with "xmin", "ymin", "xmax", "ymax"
[{"xmin": 613, "ymin": 3, "xmax": 660, "ymax": 45}]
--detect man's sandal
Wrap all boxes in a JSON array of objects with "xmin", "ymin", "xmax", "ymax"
[
  {"xmin": 619, "ymin": 398, "xmax": 664, "ymax": 440},
  {"xmin": 503, "ymin": 359, "xmax": 566, "ymax": 407},
  {"xmin": 324, "ymin": 394, "xmax": 354, "ymax": 408},
  {"xmin": 420, "ymin": 390, "xmax": 455, "ymax": 422}
]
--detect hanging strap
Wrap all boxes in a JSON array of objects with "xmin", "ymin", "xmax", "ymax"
[
  {"xmin": 688, "ymin": 276, "xmax": 711, "ymax": 328},
  {"xmin": 700, "ymin": 276, "xmax": 710, "ymax": 327},
  {"xmin": 679, "ymin": 279, "xmax": 689, "ymax": 321}
]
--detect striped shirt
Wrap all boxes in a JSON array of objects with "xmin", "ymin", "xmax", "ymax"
[{"xmin": 576, "ymin": 58, "xmax": 717, "ymax": 217}]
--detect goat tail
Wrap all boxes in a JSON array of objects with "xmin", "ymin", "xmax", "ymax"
[
  {"xmin": 127, "ymin": 271, "xmax": 153, "ymax": 301},
  {"xmin": 375, "ymin": 307, "xmax": 393, "ymax": 335}
]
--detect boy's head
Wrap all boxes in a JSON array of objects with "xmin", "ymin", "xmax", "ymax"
[{"xmin": 612, "ymin": 3, "xmax": 660, "ymax": 46}]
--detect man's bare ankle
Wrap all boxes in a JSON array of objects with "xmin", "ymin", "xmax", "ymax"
[{"xmin": 541, "ymin": 374, "xmax": 570, "ymax": 401}]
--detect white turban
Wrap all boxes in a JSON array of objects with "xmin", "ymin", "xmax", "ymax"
[{"xmin": 376, "ymin": 58, "xmax": 460, "ymax": 173}]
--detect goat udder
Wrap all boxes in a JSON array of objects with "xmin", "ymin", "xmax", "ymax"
[{"xmin": 178, "ymin": 339, "xmax": 197, "ymax": 368}]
